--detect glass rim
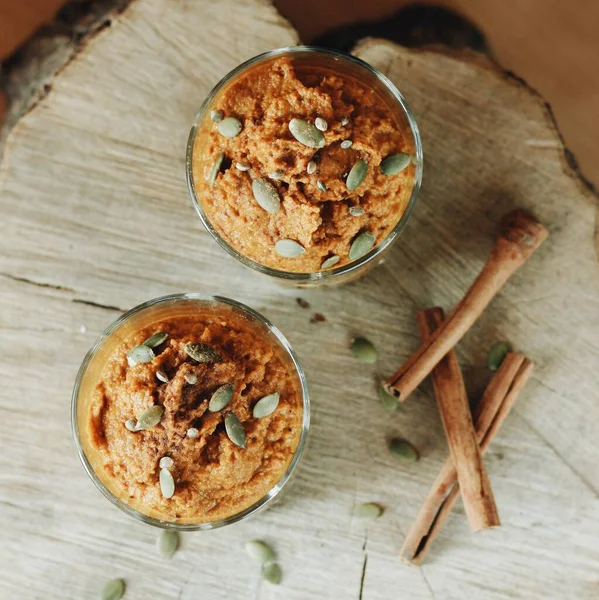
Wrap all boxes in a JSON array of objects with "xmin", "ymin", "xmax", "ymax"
[
  {"xmin": 185, "ymin": 45, "xmax": 423, "ymax": 282},
  {"xmin": 71, "ymin": 293, "xmax": 311, "ymax": 530}
]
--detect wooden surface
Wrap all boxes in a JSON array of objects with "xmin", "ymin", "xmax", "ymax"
[{"xmin": 1, "ymin": 0, "xmax": 599, "ymax": 598}]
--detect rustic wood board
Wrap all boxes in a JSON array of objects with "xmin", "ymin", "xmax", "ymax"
[{"xmin": 1, "ymin": 0, "xmax": 599, "ymax": 597}]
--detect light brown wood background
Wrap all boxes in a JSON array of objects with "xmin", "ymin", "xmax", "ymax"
[{"xmin": 1, "ymin": 0, "xmax": 598, "ymax": 190}]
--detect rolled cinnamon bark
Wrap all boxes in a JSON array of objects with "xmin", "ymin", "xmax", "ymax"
[
  {"xmin": 417, "ymin": 307, "xmax": 499, "ymax": 532},
  {"xmin": 400, "ymin": 353, "xmax": 534, "ymax": 565},
  {"xmin": 385, "ymin": 210, "xmax": 547, "ymax": 401}
]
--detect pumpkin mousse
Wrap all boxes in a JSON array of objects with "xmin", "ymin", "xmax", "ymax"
[
  {"xmin": 191, "ymin": 55, "xmax": 416, "ymax": 273},
  {"xmin": 86, "ymin": 304, "xmax": 303, "ymax": 523}
]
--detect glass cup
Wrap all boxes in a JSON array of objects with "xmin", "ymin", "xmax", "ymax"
[
  {"xmin": 72, "ymin": 293, "xmax": 310, "ymax": 530},
  {"xmin": 186, "ymin": 46, "xmax": 423, "ymax": 287}
]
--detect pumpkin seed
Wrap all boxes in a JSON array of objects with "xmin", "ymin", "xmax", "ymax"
[
  {"xmin": 124, "ymin": 418, "xmax": 138, "ymax": 432},
  {"xmin": 127, "ymin": 344, "xmax": 154, "ymax": 366},
  {"xmin": 156, "ymin": 370, "xmax": 169, "ymax": 383},
  {"xmin": 136, "ymin": 405, "xmax": 164, "ymax": 430},
  {"xmin": 252, "ymin": 178, "xmax": 281, "ymax": 213},
  {"xmin": 488, "ymin": 341, "xmax": 511, "ymax": 371},
  {"xmin": 346, "ymin": 159, "xmax": 368, "ymax": 191},
  {"xmin": 269, "ymin": 170, "xmax": 284, "ymax": 181},
  {"xmin": 340, "ymin": 140, "xmax": 353, "ymax": 149},
  {"xmin": 321, "ymin": 255, "xmax": 340, "ymax": 270},
  {"xmin": 209, "ymin": 383, "xmax": 234, "ymax": 412},
  {"xmin": 316, "ymin": 179, "xmax": 327, "ymax": 192},
  {"xmin": 157, "ymin": 530, "xmax": 179, "ymax": 560},
  {"xmin": 218, "ymin": 117, "xmax": 242, "ymax": 138},
  {"xmin": 143, "ymin": 332, "xmax": 168, "ymax": 348},
  {"xmin": 245, "ymin": 540, "xmax": 276, "ymax": 564},
  {"xmin": 275, "ymin": 239, "xmax": 305, "ymax": 258},
  {"xmin": 349, "ymin": 206, "xmax": 365, "ymax": 217},
  {"xmin": 184, "ymin": 342, "xmax": 222, "ymax": 363},
  {"xmin": 315, "ymin": 117, "xmax": 328, "ymax": 131},
  {"xmin": 261, "ymin": 562, "xmax": 282, "ymax": 585},
  {"xmin": 159, "ymin": 467, "xmax": 175, "ymax": 498},
  {"xmin": 349, "ymin": 231, "xmax": 375, "ymax": 261},
  {"xmin": 101, "ymin": 578, "xmax": 125, "ymax": 600},
  {"xmin": 186, "ymin": 427, "xmax": 199, "ymax": 439},
  {"xmin": 350, "ymin": 336, "xmax": 377, "ymax": 363},
  {"xmin": 380, "ymin": 152, "xmax": 410, "ymax": 175},
  {"xmin": 208, "ymin": 152, "xmax": 224, "ymax": 188},
  {"xmin": 236, "ymin": 162, "xmax": 250, "ymax": 171},
  {"xmin": 389, "ymin": 438, "xmax": 419, "ymax": 463},
  {"xmin": 353, "ymin": 502, "xmax": 383, "ymax": 520},
  {"xmin": 210, "ymin": 109, "xmax": 224, "ymax": 123},
  {"xmin": 253, "ymin": 392, "xmax": 280, "ymax": 418},
  {"xmin": 289, "ymin": 118, "xmax": 325, "ymax": 148},
  {"xmin": 159, "ymin": 456, "xmax": 174, "ymax": 470},
  {"xmin": 307, "ymin": 161, "xmax": 317, "ymax": 174},
  {"xmin": 224, "ymin": 412, "xmax": 246, "ymax": 448},
  {"xmin": 184, "ymin": 372, "xmax": 197, "ymax": 385},
  {"xmin": 378, "ymin": 384, "xmax": 399, "ymax": 412},
  {"xmin": 341, "ymin": 116, "xmax": 350, "ymax": 126}
]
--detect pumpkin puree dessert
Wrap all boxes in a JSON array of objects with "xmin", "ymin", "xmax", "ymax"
[
  {"xmin": 191, "ymin": 56, "xmax": 416, "ymax": 273},
  {"xmin": 87, "ymin": 305, "xmax": 303, "ymax": 523}
]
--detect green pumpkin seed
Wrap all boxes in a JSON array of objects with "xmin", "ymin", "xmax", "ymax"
[
  {"xmin": 269, "ymin": 170, "xmax": 284, "ymax": 181},
  {"xmin": 136, "ymin": 405, "xmax": 164, "ymax": 430},
  {"xmin": 156, "ymin": 370, "xmax": 169, "ymax": 383},
  {"xmin": 253, "ymin": 392, "xmax": 280, "ymax": 418},
  {"xmin": 349, "ymin": 206, "xmax": 365, "ymax": 217},
  {"xmin": 244, "ymin": 540, "xmax": 276, "ymax": 564},
  {"xmin": 389, "ymin": 438, "xmax": 419, "ymax": 463},
  {"xmin": 321, "ymin": 255, "xmax": 340, "ymax": 270},
  {"xmin": 184, "ymin": 372, "xmax": 197, "ymax": 385},
  {"xmin": 126, "ymin": 344, "xmax": 154, "ymax": 366},
  {"xmin": 349, "ymin": 231, "xmax": 375, "ymax": 261},
  {"xmin": 340, "ymin": 139, "xmax": 353, "ymax": 149},
  {"xmin": 252, "ymin": 178, "xmax": 281, "ymax": 213},
  {"xmin": 380, "ymin": 152, "xmax": 411, "ymax": 175},
  {"xmin": 378, "ymin": 384, "xmax": 399, "ymax": 412},
  {"xmin": 225, "ymin": 412, "xmax": 246, "ymax": 448},
  {"xmin": 102, "ymin": 578, "xmax": 125, "ymax": 600},
  {"xmin": 209, "ymin": 383, "xmax": 234, "ymax": 412},
  {"xmin": 184, "ymin": 342, "xmax": 222, "ymax": 363},
  {"xmin": 157, "ymin": 530, "xmax": 179, "ymax": 559},
  {"xmin": 210, "ymin": 109, "xmax": 224, "ymax": 123},
  {"xmin": 187, "ymin": 427, "xmax": 199, "ymax": 439},
  {"xmin": 307, "ymin": 161, "xmax": 317, "ymax": 174},
  {"xmin": 236, "ymin": 162, "xmax": 250, "ymax": 171},
  {"xmin": 346, "ymin": 159, "xmax": 368, "ymax": 191},
  {"xmin": 218, "ymin": 117, "xmax": 242, "ymax": 138},
  {"xmin": 350, "ymin": 336, "xmax": 377, "ymax": 363},
  {"xmin": 159, "ymin": 456, "xmax": 173, "ymax": 470},
  {"xmin": 275, "ymin": 239, "xmax": 305, "ymax": 258},
  {"xmin": 159, "ymin": 467, "xmax": 175, "ymax": 498},
  {"xmin": 316, "ymin": 179, "xmax": 326, "ymax": 192},
  {"xmin": 124, "ymin": 418, "xmax": 138, "ymax": 432},
  {"xmin": 289, "ymin": 118, "xmax": 325, "ymax": 148},
  {"xmin": 143, "ymin": 332, "xmax": 168, "ymax": 348},
  {"xmin": 315, "ymin": 117, "xmax": 328, "ymax": 131},
  {"xmin": 352, "ymin": 502, "xmax": 383, "ymax": 520},
  {"xmin": 261, "ymin": 562, "xmax": 282, "ymax": 585},
  {"xmin": 488, "ymin": 341, "xmax": 511, "ymax": 371},
  {"xmin": 208, "ymin": 152, "xmax": 224, "ymax": 188}
]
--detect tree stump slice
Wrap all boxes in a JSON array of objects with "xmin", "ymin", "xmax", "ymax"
[{"xmin": 1, "ymin": 1, "xmax": 598, "ymax": 598}]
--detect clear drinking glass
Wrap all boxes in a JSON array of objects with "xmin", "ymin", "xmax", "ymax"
[
  {"xmin": 72, "ymin": 293, "xmax": 310, "ymax": 530},
  {"xmin": 186, "ymin": 46, "xmax": 423, "ymax": 287}
]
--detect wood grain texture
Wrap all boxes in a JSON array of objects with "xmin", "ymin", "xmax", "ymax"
[{"xmin": 0, "ymin": 1, "xmax": 598, "ymax": 597}]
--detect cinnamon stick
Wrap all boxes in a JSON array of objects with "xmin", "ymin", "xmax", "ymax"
[
  {"xmin": 385, "ymin": 210, "xmax": 547, "ymax": 401},
  {"xmin": 417, "ymin": 307, "xmax": 499, "ymax": 532},
  {"xmin": 400, "ymin": 353, "xmax": 534, "ymax": 565}
]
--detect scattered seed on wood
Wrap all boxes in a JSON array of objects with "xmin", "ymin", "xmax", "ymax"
[
  {"xmin": 378, "ymin": 384, "xmax": 399, "ymax": 412},
  {"xmin": 245, "ymin": 540, "xmax": 276, "ymax": 564},
  {"xmin": 157, "ymin": 530, "xmax": 179, "ymax": 559},
  {"xmin": 353, "ymin": 502, "xmax": 383, "ymax": 520},
  {"xmin": 261, "ymin": 562, "xmax": 282, "ymax": 585},
  {"xmin": 296, "ymin": 298, "xmax": 310, "ymax": 309},
  {"xmin": 310, "ymin": 313, "xmax": 326, "ymax": 323},
  {"xmin": 389, "ymin": 438, "xmax": 419, "ymax": 462},
  {"xmin": 488, "ymin": 341, "xmax": 511, "ymax": 371},
  {"xmin": 101, "ymin": 578, "xmax": 125, "ymax": 600},
  {"xmin": 350, "ymin": 337, "xmax": 377, "ymax": 363}
]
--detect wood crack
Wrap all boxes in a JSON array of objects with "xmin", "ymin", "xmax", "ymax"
[
  {"xmin": 358, "ymin": 552, "xmax": 368, "ymax": 600},
  {"xmin": 0, "ymin": 272, "xmax": 75, "ymax": 293},
  {"xmin": 72, "ymin": 298, "xmax": 124, "ymax": 312}
]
